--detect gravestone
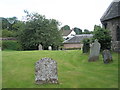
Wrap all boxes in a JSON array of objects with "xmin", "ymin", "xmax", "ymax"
[
  {"xmin": 82, "ymin": 43, "xmax": 90, "ymax": 53},
  {"xmin": 35, "ymin": 58, "xmax": 58, "ymax": 84},
  {"xmin": 88, "ymin": 39, "xmax": 101, "ymax": 61},
  {"xmin": 102, "ymin": 50, "xmax": 113, "ymax": 64},
  {"xmin": 48, "ymin": 46, "xmax": 52, "ymax": 50},
  {"xmin": 38, "ymin": 44, "xmax": 42, "ymax": 50}
]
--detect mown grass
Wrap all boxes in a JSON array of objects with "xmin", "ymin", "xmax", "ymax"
[{"xmin": 2, "ymin": 50, "xmax": 119, "ymax": 88}]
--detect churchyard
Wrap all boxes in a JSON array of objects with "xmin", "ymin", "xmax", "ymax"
[
  {"xmin": 2, "ymin": 50, "xmax": 118, "ymax": 88},
  {"xmin": 1, "ymin": 1, "xmax": 120, "ymax": 88}
]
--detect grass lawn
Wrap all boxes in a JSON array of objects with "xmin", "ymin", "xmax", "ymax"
[{"xmin": 2, "ymin": 50, "xmax": 119, "ymax": 88}]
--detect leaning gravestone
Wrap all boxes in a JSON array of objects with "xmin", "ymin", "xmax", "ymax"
[
  {"xmin": 35, "ymin": 58, "xmax": 58, "ymax": 84},
  {"xmin": 102, "ymin": 50, "xmax": 113, "ymax": 64},
  {"xmin": 88, "ymin": 39, "xmax": 101, "ymax": 62},
  {"xmin": 48, "ymin": 46, "xmax": 52, "ymax": 50},
  {"xmin": 38, "ymin": 44, "xmax": 42, "ymax": 50}
]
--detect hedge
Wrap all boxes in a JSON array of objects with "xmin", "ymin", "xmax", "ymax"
[{"xmin": 2, "ymin": 40, "xmax": 22, "ymax": 50}]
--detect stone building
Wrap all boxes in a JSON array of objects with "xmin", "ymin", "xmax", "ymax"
[{"xmin": 100, "ymin": 0, "xmax": 120, "ymax": 52}]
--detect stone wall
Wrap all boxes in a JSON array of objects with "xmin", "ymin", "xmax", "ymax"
[
  {"xmin": 111, "ymin": 41, "xmax": 120, "ymax": 52},
  {"xmin": 0, "ymin": 37, "xmax": 16, "ymax": 40},
  {"xmin": 63, "ymin": 43, "xmax": 83, "ymax": 49},
  {"xmin": 102, "ymin": 17, "xmax": 120, "ymax": 52}
]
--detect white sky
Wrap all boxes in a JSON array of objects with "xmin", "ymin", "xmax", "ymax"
[{"xmin": 0, "ymin": 0, "xmax": 113, "ymax": 31}]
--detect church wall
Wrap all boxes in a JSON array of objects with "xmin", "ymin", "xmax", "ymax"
[{"xmin": 102, "ymin": 17, "xmax": 120, "ymax": 52}]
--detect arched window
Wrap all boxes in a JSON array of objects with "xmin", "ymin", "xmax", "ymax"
[{"xmin": 116, "ymin": 26, "xmax": 120, "ymax": 41}]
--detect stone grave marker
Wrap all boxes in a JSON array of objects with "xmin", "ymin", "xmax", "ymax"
[
  {"xmin": 48, "ymin": 46, "xmax": 52, "ymax": 50},
  {"xmin": 88, "ymin": 39, "xmax": 101, "ymax": 61},
  {"xmin": 35, "ymin": 57, "xmax": 58, "ymax": 84},
  {"xmin": 38, "ymin": 44, "xmax": 42, "ymax": 50},
  {"xmin": 102, "ymin": 50, "xmax": 113, "ymax": 64},
  {"xmin": 82, "ymin": 43, "xmax": 90, "ymax": 53}
]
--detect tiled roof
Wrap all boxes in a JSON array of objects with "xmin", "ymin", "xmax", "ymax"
[
  {"xmin": 101, "ymin": 0, "xmax": 120, "ymax": 22},
  {"xmin": 63, "ymin": 34, "xmax": 93, "ymax": 44}
]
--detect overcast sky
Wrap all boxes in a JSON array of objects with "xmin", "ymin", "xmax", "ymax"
[{"xmin": 0, "ymin": 0, "xmax": 113, "ymax": 31}]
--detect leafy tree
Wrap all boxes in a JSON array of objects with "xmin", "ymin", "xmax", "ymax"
[
  {"xmin": 1, "ymin": 17, "xmax": 9, "ymax": 29},
  {"xmin": 7, "ymin": 17, "xmax": 17, "ymax": 24},
  {"xmin": 61, "ymin": 25, "xmax": 70, "ymax": 30},
  {"xmin": 1, "ymin": 17, "xmax": 21, "ymax": 37},
  {"xmin": 18, "ymin": 11, "xmax": 63, "ymax": 50},
  {"xmin": 82, "ymin": 29, "xmax": 93, "ymax": 34},
  {"xmin": 7, "ymin": 17, "xmax": 18, "ymax": 31},
  {"xmin": 93, "ymin": 25, "xmax": 112, "ymax": 50},
  {"xmin": 1, "ymin": 17, "xmax": 18, "ymax": 31},
  {"xmin": 12, "ymin": 21, "xmax": 25, "ymax": 31},
  {"xmin": 83, "ymin": 29, "xmax": 90, "ymax": 34},
  {"xmin": 73, "ymin": 27, "xmax": 82, "ymax": 34}
]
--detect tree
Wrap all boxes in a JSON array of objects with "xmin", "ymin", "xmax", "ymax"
[
  {"xmin": 73, "ymin": 27, "xmax": 82, "ymax": 34},
  {"xmin": 82, "ymin": 29, "xmax": 93, "ymax": 34},
  {"xmin": 1, "ymin": 17, "xmax": 9, "ymax": 29},
  {"xmin": 83, "ymin": 29, "xmax": 90, "ymax": 34},
  {"xmin": 18, "ymin": 11, "xmax": 63, "ymax": 50},
  {"xmin": 12, "ymin": 20, "xmax": 25, "ymax": 31},
  {"xmin": 93, "ymin": 25, "xmax": 112, "ymax": 50},
  {"xmin": 61, "ymin": 25, "xmax": 70, "ymax": 30},
  {"xmin": 7, "ymin": 17, "xmax": 18, "ymax": 31},
  {"xmin": 1, "ymin": 17, "xmax": 18, "ymax": 31}
]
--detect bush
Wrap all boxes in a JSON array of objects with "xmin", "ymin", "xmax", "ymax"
[
  {"xmin": 2, "ymin": 40, "xmax": 22, "ymax": 50},
  {"xmin": 93, "ymin": 25, "xmax": 112, "ymax": 50}
]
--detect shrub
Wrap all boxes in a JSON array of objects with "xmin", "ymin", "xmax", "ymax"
[
  {"xmin": 2, "ymin": 40, "xmax": 22, "ymax": 50},
  {"xmin": 93, "ymin": 25, "xmax": 112, "ymax": 50}
]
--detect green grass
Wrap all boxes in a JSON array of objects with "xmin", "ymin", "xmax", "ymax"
[{"xmin": 2, "ymin": 50, "xmax": 119, "ymax": 88}]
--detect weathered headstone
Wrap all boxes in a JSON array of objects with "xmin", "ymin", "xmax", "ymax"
[
  {"xmin": 102, "ymin": 50, "xmax": 113, "ymax": 64},
  {"xmin": 48, "ymin": 46, "xmax": 52, "ymax": 50},
  {"xmin": 38, "ymin": 44, "xmax": 42, "ymax": 50},
  {"xmin": 88, "ymin": 39, "xmax": 101, "ymax": 61},
  {"xmin": 82, "ymin": 43, "xmax": 90, "ymax": 53},
  {"xmin": 35, "ymin": 58, "xmax": 58, "ymax": 84}
]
